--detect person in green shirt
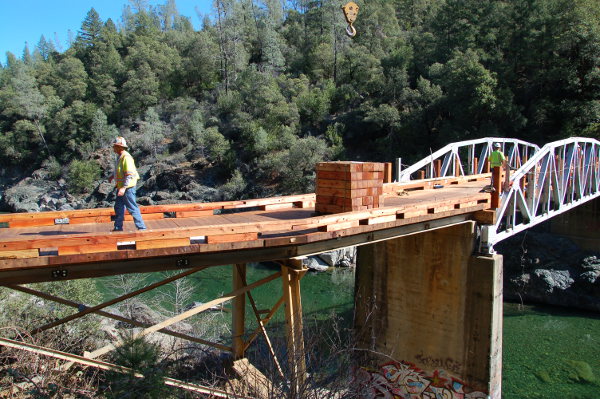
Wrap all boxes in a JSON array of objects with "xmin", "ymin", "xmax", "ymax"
[
  {"xmin": 108, "ymin": 136, "xmax": 146, "ymax": 231},
  {"xmin": 487, "ymin": 142, "xmax": 506, "ymax": 190}
]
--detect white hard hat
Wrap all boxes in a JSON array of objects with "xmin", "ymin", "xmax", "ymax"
[
  {"xmin": 494, "ymin": 142, "xmax": 501, "ymax": 148},
  {"xmin": 112, "ymin": 136, "xmax": 128, "ymax": 148}
]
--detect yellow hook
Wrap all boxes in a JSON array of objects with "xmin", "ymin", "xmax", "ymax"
[{"xmin": 342, "ymin": 2, "xmax": 359, "ymax": 37}]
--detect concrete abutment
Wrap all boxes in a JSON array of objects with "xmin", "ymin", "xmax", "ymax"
[{"xmin": 354, "ymin": 221, "xmax": 503, "ymax": 398}]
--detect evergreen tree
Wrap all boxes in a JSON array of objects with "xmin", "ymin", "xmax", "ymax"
[{"xmin": 77, "ymin": 8, "xmax": 103, "ymax": 48}]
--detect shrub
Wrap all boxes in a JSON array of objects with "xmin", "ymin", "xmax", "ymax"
[
  {"xmin": 67, "ymin": 159, "xmax": 101, "ymax": 194},
  {"xmin": 41, "ymin": 157, "xmax": 62, "ymax": 180}
]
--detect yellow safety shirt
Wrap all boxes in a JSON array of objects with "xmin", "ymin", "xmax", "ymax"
[
  {"xmin": 114, "ymin": 151, "xmax": 140, "ymax": 189},
  {"xmin": 488, "ymin": 150, "xmax": 506, "ymax": 168}
]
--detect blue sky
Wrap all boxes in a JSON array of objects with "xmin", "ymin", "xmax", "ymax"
[{"xmin": 0, "ymin": 0, "xmax": 213, "ymax": 64}]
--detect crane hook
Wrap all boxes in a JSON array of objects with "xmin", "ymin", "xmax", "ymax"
[{"xmin": 342, "ymin": 2, "xmax": 359, "ymax": 37}]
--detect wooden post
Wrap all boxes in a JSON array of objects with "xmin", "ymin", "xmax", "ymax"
[
  {"xmin": 491, "ymin": 167, "xmax": 501, "ymax": 208},
  {"xmin": 384, "ymin": 162, "xmax": 393, "ymax": 183},
  {"xmin": 521, "ymin": 155, "xmax": 528, "ymax": 191},
  {"xmin": 434, "ymin": 159, "xmax": 442, "ymax": 178},
  {"xmin": 473, "ymin": 157, "xmax": 478, "ymax": 175},
  {"xmin": 503, "ymin": 164, "xmax": 510, "ymax": 192},
  {"xmin": 455, "ymin": 155, "xmax": 460, "ymax": 177},
  {"xmin": 417, "ymin": 170, "xmax": 425, "ymax": 180},
  {"xmin": 232, "ymin": 263, "xmax": 246, "ymax": 359},
  {"xmin": 281, "ymin": 261, "xmax": 307, "ymax": 396}
]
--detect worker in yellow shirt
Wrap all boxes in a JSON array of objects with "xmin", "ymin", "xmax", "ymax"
[
  {"xmin": 108, "ymin": 137, "xmax": 146, "ymax": 231},
  {"xmin": 487, "ymin": 142, "xmax": 507, "ymax": 191}
]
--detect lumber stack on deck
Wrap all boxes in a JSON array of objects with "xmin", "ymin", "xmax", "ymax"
[{"xmin": 315, "ymin": 162, "xmax": 385, "ymax": 214}]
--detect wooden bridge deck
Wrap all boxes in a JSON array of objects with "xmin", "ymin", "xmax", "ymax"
[{"xmin": 0, "ymin": 177, "xmax": 493, "ymax": 284}]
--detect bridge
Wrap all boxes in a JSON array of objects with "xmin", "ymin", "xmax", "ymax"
[{"xmin": 0, "ymin": 137, "xmax": 598, "ymax": 398}]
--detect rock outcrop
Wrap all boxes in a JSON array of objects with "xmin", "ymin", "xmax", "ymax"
[{"xmin": 497, "ymin": 230, "xmax": 600, "ymax": 312}]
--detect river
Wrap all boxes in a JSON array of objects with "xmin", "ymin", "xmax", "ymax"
[{"xmin": 97, "ymin": 263, "xmax": 599, "ymax": 398}]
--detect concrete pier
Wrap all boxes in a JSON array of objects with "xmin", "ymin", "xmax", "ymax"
[{"xmin": 354, "ymin": 222, "xmax": 503, "ymax": 398}]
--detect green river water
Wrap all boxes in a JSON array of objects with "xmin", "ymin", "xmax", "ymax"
[{"xmin": 97, "ymin": 264, "xmax": 600, "ymax": 399}]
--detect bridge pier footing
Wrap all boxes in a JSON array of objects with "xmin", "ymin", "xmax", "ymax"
[{"xmin": 354, "ymin": 221, "xmax": 503, "ymax": 398}]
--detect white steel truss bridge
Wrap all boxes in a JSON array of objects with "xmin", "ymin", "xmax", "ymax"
[
  {"xmin": 480, "ymin": 137, "xmax": 600, "ymax": 252},
  {"xmin": 397, "ymin": 136, "xmax": 600, "ymax": 252}
]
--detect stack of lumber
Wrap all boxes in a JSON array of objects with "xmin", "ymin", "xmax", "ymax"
[{"xmin": 315, "ymin": 161, "xmax": 385, "ymax": 214}]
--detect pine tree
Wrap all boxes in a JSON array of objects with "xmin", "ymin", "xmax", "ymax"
[{"xmin": 77, "ymin": 8, "xmax": 103, "ymax": 48}]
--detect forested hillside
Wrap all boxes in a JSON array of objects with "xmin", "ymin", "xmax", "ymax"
[{"xmin": 0, "ymin": 0, "xmax": 598, "ymax": 208}]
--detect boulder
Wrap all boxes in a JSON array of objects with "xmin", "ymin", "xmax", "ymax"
[
  {"xmin": 531, "ymin": 269, "xmax": 574, "ymax": 294},
  {"xmin": 2, "ymin": 177, "xmax": 61, "ymax": 212},
  {"xmin": 318, "ymin": 251, "xmax": 341, "ymax": 267},
  {"xmin": 498, "ymin": 229, "xmax": 600, "ymax": 312},
  {"xmin": 304, "ymin": 256, "xmax": 330, "ymax": 272},
  {"xmin": 317, "ymin": 247, "xmax": 357, "ymax": 268}
]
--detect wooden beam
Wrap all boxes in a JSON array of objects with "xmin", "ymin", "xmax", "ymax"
[
  {"xmin": 206, "ymin": 233, "xmax": 258, "ymax": 244},
  {"xmin": 136, "ymin": 237, "xmax": 191, "ymax": 250},
  {"xmin": 30, "ymin": 266, "xmax": 212, "ymax": 335},
  {"xmin": 230, "ymin": 358, "xmax": 277, "ymax": 399},
  {"xmin": 243, "ymin": 296, "xmax": 285, "ymax": 352},
  {"xmin": 84, "ymin": 271, "xmax": 282, "ymax": 360},
  {"xmin": 473, "ymin": 210, "xmax": 497, "ymax": 225},
  {"xmin": 7, "ymin": 284, "xmax": 231, "ymax": 352},
  {"xmin": 0, "ymin": 249, "xmax": 39, "ymax": 259},
  {"xmin": 491, "ymin": 166, "xmax": 502, "ymax": 208},
  {"xmin": 281, "ymin": 265, "xmax": 307, "ymax": 395},
  {"xmin": 232, "ymin": 264, "xmax": 246, "ymax": 360},
  {"xmin": 0, "ymin": 337, "xmax": 249, "ymax": 399},
  {"xmin": 175, "ymin": 210, "xmax": 214, "ymax": 218},
  {"xmin": 240, "ymin": 270, "xmax": 285, "ymax": 379}
]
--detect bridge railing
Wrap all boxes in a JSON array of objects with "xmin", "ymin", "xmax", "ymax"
[
  {"xmin": 480, "ymin": 137, "xmax": 600, "ymax": 252},
  {"xmin": 398, "ymin": 138, "xmax": 540, "ymax": 182}
]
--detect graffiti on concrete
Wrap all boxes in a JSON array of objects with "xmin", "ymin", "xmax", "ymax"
[
  {"xmin": 352, "ymin": 360, "xmax": 488, "ymax": 398},
  {"xmin": 414, "ymin": 351, "xmax": 463, "ymax": 375}
]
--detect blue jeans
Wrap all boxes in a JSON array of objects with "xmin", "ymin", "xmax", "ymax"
[{"xmin": 114, "ymin": 186, "xmax": 146, "ymax": 230}]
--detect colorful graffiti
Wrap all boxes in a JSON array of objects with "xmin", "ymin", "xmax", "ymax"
[{"xmin": 351, "ymin": 361, "xmax": 488, "ymax": 399}]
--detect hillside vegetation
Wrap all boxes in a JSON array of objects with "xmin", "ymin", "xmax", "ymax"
[{"xmin": 0, "ymin": 0, "xmax": 599, "ymax": 206}]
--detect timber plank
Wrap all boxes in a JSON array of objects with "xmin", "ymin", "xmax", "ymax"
[
  {"xmin": 9, "ymin": 218, "xmax": 57, "ymax": 228},
  {"xmin": 316, "ymin": 162, "xmax": 363, "ymax": 172},
  {"xmin": 317, "ymin": 220, "xmax": 360, "ymax": 232},
  {"xmin": 175, "ymin": 210, "xmax": 214, "ymax": 218},
  {"xmin": 206, "ymin": 232, "xmax": 259, "ymax": 244},
  {"xmin": 473, "ymin": 210, "xmax": 497, "ymax": 225},
  {"xmin": 0, "ymin": 209, "xmax": 114, "ymax": 223},
  {"xmin": 294, "ymin": 201, "xmax": 314, "ymax": 209},
  {"xmin": 0, "ymin": 194, "xmax": 316, "ymax": 226},
  {"xmin": 69, "ymin": 216, "xmax": 112, "ymax": 225},
  {"xmin": 260, "ymin": 203, "xmax": 295, "ymax": 211},
  {"xmin": 58, "ymin": 243, "xmax": 117, "ymax": 256},
  {"xmin": 360, "ymin": 214, "xmax": 397, "ymax": 225},
  {"xmin": 136, "ymin": 237, "xmax": 191, "ymax": 250},
  {"xmin": 124, "ymin": 213, "xmax": 164, "ymax": 221},
  {"xmin": 263, "ymin": 234, "xmax": 310, "ymax": 247},
  {"xmin": 316, "ymin": 171, "xmax": 350, "ymax": 180},
  {"xmin": 0, "ymin": 249, "xmax": 39, "ymax": 259}
]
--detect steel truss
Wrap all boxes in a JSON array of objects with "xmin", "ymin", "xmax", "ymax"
[
  {"xmin": 399, "ymin": 137, "xmax": 539, "ymax": 181},
  {"xmin": 480, "ymin": 137, "xmax": 600, "ymax": 252}
]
